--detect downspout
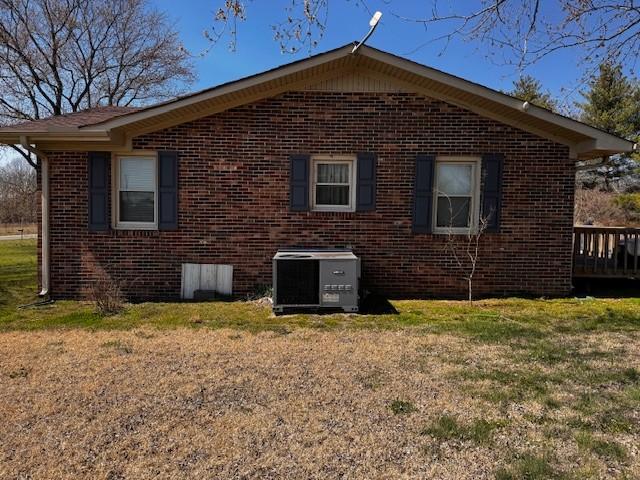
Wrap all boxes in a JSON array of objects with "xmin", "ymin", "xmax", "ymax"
[{"xmin": 19, "ymin": 136, "xmax": 49, "ymax": 298}]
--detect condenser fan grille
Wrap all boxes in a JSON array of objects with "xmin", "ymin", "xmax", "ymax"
[{"xmin": 275, "ymin": 259, "xmax": 319, "ymax": 305}]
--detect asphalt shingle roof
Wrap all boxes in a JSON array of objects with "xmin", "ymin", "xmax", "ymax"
[{"xmin": 0, "ymin": 106, "xmax": 140, "ymax": 132}]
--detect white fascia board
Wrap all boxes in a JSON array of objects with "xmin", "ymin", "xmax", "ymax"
[{"xmin": 82, "ymin": 45, "xmax": 355, "ymax": 132}]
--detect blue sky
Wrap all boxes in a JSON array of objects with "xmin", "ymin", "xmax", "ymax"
[{"xmin": 155, "ymin": 0, "xmax": 588, "ymax": 108}]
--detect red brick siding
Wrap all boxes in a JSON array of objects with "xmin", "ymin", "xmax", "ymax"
[{"xmin": 40, "ymin": 91, "xmax": 575, "ymax": 299}]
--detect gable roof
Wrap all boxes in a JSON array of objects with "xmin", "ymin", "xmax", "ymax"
[{"xmin": 0, "ymin": 43, "xmax": 635, "ymax": 160}]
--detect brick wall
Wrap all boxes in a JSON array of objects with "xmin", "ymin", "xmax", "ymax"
[{"xmin": 41, "ymin": 91, "xmax": 576, "ymax": 300}]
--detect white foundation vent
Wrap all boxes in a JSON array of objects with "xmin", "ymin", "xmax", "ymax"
[{"xmin": 181, "ymin": 263, "xmax": 233, "ymax": 299}]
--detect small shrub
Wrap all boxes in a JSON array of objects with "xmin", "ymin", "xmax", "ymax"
[
  {"xmin": 389, "ymin": 399, "xmax": 416, "ymax": 415},
  {"xmin": 90, "ymin": 273, "xmax": 125, "ymax": 315},
  {"xmin": 614, "ymin": 192, "xmax": 640, "ymax": 222},
  {"xmin": 247, "ymin": 284, "xmax": 273, "ymax": 301}
]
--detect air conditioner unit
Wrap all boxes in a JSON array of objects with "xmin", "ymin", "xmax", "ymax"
[{"xmin": 272, "ymin": 249, "xmax": 360, "ymax": 313}]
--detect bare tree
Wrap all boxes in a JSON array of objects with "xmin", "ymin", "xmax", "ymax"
[
  {"xmin": 0, "ymin": 157, "xmax": 37, "ymax": 226},
  {"xmin": 207, "ymin": 0, "xmax": 345, "ymax": 54},
  {"xmin": 208, "ymin": 1, "xmax": 640, "ymax": 71},
  {"xmin": 440, "ymin": 195, "xmax": 490, "ymax": 303},
  {"xmin": 392, "ymin": 1, "xmax": 640, "ymax": 71},
  {"xmin": 0, "ymin": 0, "xmax": 195, "ymax": 167}
]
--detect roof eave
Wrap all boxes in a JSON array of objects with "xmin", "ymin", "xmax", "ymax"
[
  {"xmin": 0, "ymin": 129, "xmax": 115, "ymax": 146},
  {"xmin": 574, "ymin": 138, "xmax": 636, "ymax": 160}
]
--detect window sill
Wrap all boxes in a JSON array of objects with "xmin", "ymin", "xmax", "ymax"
[
  {"xmin": 110, "ymin": 229, "xmax": 161, "ymax": 238},
  {"xmin": 432, "ymin": 228, "xmax": 478, "ymax": 235},
  {"xmin": 311, "ymin": 207, "xmax": 355, "ymax": 213},
  {"xmin": 114, "ymin": 224, "xmax": 158, "ymax": 231}
]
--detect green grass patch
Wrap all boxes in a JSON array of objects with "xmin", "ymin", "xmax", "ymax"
[
  {"xmin": 626, "ymin": 386, "xmax": 640, "ymax": 402},
  {"xmin": 575, "ymin": 431, "xmax": 628, "ymax": 463},
  {"xmin": 0, "ymin": 240, "xmax": 37, "ymax": 314},
  {"xmin": 388, "ymin": 400, "xmax": 416, "ymax": 415},
  {"xmin": 1, "ymin": 240, "xmax": 639, "ymax": 337},
  {"xmin": 421, "ymin": 415, "xmax": 504, "ymax": 445},
  {"xmin": 495, "ymin": 453, "xmax": 564, "ymax": 480},
  {"xmin": 456, "ymin": 367, "xmax": 557, "ymax": 404}
]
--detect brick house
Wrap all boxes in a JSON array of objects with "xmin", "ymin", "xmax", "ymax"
[{"xmin": 0, "ymin": 44, "xmax": 634, "ymax": 300}]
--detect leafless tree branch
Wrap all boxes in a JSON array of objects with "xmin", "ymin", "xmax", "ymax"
[
  {"xmin": 0, "ymin": 0, "xmax": 196, "ymax": 167},
  {"xmin": 392, "ymin": 1, "xmax": 640, "ymax": 71}
]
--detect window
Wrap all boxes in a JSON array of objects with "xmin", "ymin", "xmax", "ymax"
[
  {"xmin": 433, "ymin": 157, "xmax": 480, "ymax": 234},
  {"xmin": 116, "ymin": 156, "xmax": 157, "ymax": 229},
  {"xmin": 311, "ymin": 157, "xmax": 356, "ymax": 211}
]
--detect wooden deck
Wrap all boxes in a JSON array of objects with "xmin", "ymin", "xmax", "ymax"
[{"xmin": 573, "ymin": 226, "xmax": 640, "ymax": 279}]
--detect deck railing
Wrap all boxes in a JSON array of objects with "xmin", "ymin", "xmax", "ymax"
[{"xmin": 573, "ymin": 226, "xmax": 640, "ymax": 278}]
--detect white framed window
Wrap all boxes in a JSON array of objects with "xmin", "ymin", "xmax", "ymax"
[
  {"xmin": 433, "ymin": 157, "xmax": 481, "ymax": 234},
  {"xmin": 115, "ymin": 155, "xmax": 158, "ymax": 229},
  {"xmin": 311, "ymin": 156, "xmax": 356, "ymax": 212}
]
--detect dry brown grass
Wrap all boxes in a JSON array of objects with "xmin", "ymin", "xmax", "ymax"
[
  {"xmin": 1, "ymin": 328, "xmax": 639, "ymax": 479},
  {"xmin": 0, "ymin": 223, "xmax": 36, "ymax": 236}
]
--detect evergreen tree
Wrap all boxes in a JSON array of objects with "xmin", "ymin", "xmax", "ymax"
[
  {"xmin": 508, "ymin": 75, "xmax": 557, "ymax": 111},
  {"xmin": 577, "ymin": 62, "xmax": 640, "ymax": 190}
]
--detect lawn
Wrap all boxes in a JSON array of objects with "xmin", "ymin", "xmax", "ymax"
[{"xmin": 1, "ymin": 240, "xmax": 639, "ymax": 479}]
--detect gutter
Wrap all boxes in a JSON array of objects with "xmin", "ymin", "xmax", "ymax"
[{"xmin": 19, "ymin": 136, "xmax": 49, "ymax": 298}]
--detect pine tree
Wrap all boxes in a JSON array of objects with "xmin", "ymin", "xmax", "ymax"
[
  {"xmin": 508, "ymin": 75, "xmax": 557, "ymax": 111},
  {"xmin": 577, "ymin": 62, "xmax": 640, "ymax": 190}
]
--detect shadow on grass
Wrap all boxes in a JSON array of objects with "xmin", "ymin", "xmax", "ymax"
[{"xmin": 360, "ymin": 294, "xmax": 399, "ymax": 315}]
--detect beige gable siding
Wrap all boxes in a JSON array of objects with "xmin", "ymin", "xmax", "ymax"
[{"xmin": 303, "ymin": 71, "xmax": 404, "ymax": 92}]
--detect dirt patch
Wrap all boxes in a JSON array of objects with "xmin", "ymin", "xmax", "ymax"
[{"xmin": 0, "ymin": 329, "xmax": 638, "ymax": 479}]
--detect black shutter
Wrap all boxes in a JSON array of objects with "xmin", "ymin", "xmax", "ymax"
[
  {"xmin": 158, "ymin": 151, "xmax": 179, "ymax": 230},
  {"xmin": 412, "ymin": 155, "xmax": 435, "ymax": 233},
  {"xmin": 481, "ymin": 153, "xmax": 504, "ymax": 233},
  {"xmin": 88, "ymin": 152, "xmax": 109, "ymax": 231},
  {"xmin": 356, "ymin": 152, "xmax": 377, "ymax": 211},
  {"xmin": 290, "ymin": 154, "xmax": 310, "ymax": 211}
]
